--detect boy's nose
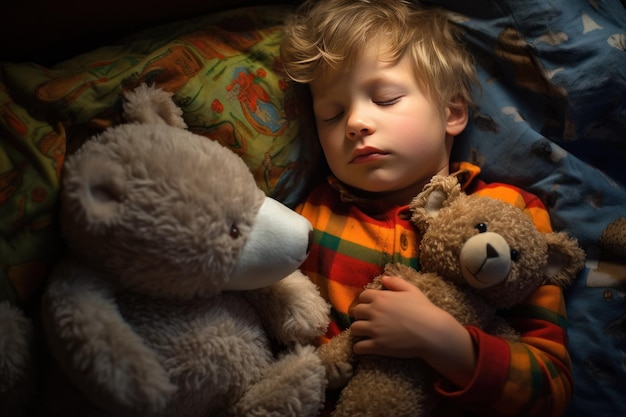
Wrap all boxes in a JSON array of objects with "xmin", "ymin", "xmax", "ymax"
[
  {"xmin": 346, "ymin": 111, "xmax": 375, "ymax": 139},
  {"xmin": 346, "ymin": 127, "xmax": 374, "ymax": 139}
]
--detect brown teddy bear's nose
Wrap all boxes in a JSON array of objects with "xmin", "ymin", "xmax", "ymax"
[{"xmin": 486, "ymin": 243, "xmax": 499, "ymax": 259}]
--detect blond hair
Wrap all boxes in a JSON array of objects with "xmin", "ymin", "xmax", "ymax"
[{"xmin": 280, "ymin": 0, "xmax": 478, "ymax": 112}]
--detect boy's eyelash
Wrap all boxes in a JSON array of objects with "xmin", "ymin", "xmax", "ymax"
[
  {"xmin": 320, "ymin": 97, "xmax": 401, "ymax": 122},
  {"xmin": 323, "ymin": 112, "xmax": 344, "ymax": 122},
  {"xmin": 375, "ymin": 97, "xmax": 401, "ymax": 106}
]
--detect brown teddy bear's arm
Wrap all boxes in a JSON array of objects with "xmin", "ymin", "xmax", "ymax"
[{"xmin": 41, "ymin": 259, "xmax": 176, "ymax": 414}]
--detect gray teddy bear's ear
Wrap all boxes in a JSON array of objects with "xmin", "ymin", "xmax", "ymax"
[
  {"xmin": 62, "ymin": 155, "xmax": 127, "ymax": 227},
  {"xmin": 122, "ymin": 83, "xmax": 187, "ymax": 129},
  {"xmin": 410, "ymin": 175, "xmax": 462, "ymax": 231}
]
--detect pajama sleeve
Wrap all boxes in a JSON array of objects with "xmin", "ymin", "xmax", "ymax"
[{"xmin": 434, "ymin": 285, "xmax": 573, "ymax": 417}]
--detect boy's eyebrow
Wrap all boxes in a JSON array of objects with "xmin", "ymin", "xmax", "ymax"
[
  {"xmin": 321, "ymin": 74, "xmax": 407, "ymax": 93},
  {"xmin": 311, "ymin": 64, "xmax": 411, "ymax": 100},
  {"xmin": 361, "ymin": 74, "xmax": 409, "ymax": 91}
]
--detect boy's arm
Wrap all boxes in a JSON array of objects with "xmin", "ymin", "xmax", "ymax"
[{"xmin": 434, "ymin": 285, "xmax": 572, "ymax": 417}]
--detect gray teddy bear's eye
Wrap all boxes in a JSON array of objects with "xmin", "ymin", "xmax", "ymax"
[{"xmin": 230, "ymin": 224, "xmax": 241, "ymax": 239}]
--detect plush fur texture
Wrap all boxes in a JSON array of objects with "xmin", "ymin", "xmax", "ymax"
[
  {"xmin": 40, "ymin": 84, "xmax": 330, "ymax": 417},
  {"xmin": 317, "ymin": 175, "xmax": 586, "ymax": 417},
  {"xmin": 0, "ymin": 301, "xmax": 36, "ymax": 417}
]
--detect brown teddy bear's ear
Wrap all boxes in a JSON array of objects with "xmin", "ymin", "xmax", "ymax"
[
  {"xmin": 410, "ymin": 175, "xmax": 462, "ymax": 232},
  {"xmin": 122, "ymin": 83, "xmax": 187, "ymax": 129},
  {"xmin": 543, "ymin": 232, "xmax": 587, "ymax": 288}
]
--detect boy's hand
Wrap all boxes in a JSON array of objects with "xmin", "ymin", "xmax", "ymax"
[{"xmin": 350, "ymin": 275, "xmax": 476, "ymax": 387}]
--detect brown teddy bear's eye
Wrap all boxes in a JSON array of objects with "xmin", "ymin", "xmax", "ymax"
[
  {"xmin": 475, "ymin": 223, "xmax": 488, "ymax": 233},
  {"xmin": 510, "ymin": 249, "xmax": 521, "ymax": 262},
  {"xmin": 230, "ymin": 224, "xmax": 240, "ymax": 239}
]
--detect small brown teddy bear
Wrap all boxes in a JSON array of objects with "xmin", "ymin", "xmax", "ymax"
[
  {"xmin": 40, "ymin": 84, "xmax": 330, "ymax": 417},
  {"xmin": 317, "ymin": 174, "xmax": 586, "ymax": 417}
]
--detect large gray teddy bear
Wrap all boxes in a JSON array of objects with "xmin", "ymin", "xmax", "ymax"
[{"xmin": 40, "ymin": 84, "xmax": 330, "ymax": 417}]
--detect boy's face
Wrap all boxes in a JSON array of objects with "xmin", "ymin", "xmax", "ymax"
[{"xmin": 310, "ymin": 46, "xmax": 467, "ymax": 203}]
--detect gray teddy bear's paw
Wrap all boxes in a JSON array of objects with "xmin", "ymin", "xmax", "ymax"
[
  {"xmin": 234, "ymin": 345, "xmax": 326, "ymax": 417},
  {"xmin": 273, "ymin": 271, "xmax": 330, "ymax": 344}
]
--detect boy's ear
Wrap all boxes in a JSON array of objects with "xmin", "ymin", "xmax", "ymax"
[{"xmin": 445, "ymin": 98, "xmax": 469, "ymax": 136}]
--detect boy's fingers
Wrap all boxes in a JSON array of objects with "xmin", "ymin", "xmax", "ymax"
[{"xmin": 380, "ymin": 275, "xmax": 411, "ymax": 291}]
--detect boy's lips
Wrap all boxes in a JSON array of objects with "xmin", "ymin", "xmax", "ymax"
[{"xmin": 350, "ymin": 146, "xmax": 389, "ymax": 164}]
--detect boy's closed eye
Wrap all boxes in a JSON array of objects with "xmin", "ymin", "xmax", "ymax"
[
  {"xmin": 373, "ymin": 96, "xmax": 402, "ymax": 106},
  {"xmin": 317, "ymin": 96, "xmax": 403, "ymax": 123},
  {"xmin": 322, "ymin": 112, "xmax": 344, "ymax": 123}
]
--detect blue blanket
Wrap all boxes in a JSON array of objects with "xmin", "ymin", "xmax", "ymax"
[{"xmin": 439, "ymin": 1, "xmax": 626, "ymax": 415}]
